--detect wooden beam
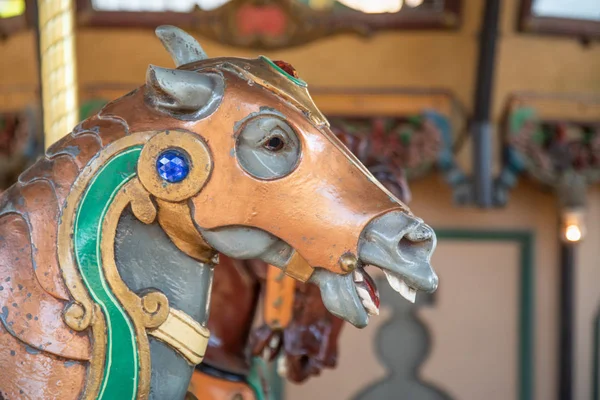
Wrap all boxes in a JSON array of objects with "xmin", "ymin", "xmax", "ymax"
[{"xmin": 508, "ymin": 94, "xmax": 600, "ymax": 122}]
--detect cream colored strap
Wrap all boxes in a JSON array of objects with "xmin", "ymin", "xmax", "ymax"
[{"xmin": 148, "ymin": 308, "xmax": 210, "ymax": 365}]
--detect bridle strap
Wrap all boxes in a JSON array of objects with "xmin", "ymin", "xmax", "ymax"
[
  {"xmin": 148, "ymin": 307, "xmax": 210, "ymax": 365},
  {"xmin": 284, "ymin": 250, "xmax": 314, "ymax": 282},
  {"xmin": 263, "ymin": 264, "xmax": 296, "ymax": 329}
]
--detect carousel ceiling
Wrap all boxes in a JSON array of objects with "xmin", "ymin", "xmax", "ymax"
[{"xmin": 81, "ymin": 0, "xmax": 461, "ymax": 48}]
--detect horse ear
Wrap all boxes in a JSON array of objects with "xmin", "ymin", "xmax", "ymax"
[
  {"xmin": 145, "ymin": 65, "xmax": 224, "ymax": 117},
  {"xmin": 155, "ymin": 25, "xmax": 207, "ymax": 67}
]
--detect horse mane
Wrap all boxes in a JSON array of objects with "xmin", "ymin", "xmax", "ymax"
[{"xmin": 0, "ymin": 88, "xmax": 150, "ymax": 370}]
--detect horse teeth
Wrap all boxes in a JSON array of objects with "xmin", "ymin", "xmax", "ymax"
[
  {"xmin": 353, "ymin": 269, "xmax": 364, "ymax": 283},
  {"xmin": 277, "ymin": 356, "xmax": 288, "ymax": 378},
  {"xmin": 384, "ymin": 270, "xmax": 417, "ymax": 303},
  {"xmin": 356, "ymin": 286, "xmax": 379, "ymax": 316},
  {"xmin": 362, "ymin": 299, "xmax": 379, "ymax": 316}
]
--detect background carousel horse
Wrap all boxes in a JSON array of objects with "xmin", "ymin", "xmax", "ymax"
[
  {"xmin": 188, "ymin": 257, "xmax": 344, "ymax": 400},
  {"xmin": 188, "ymin": 148, "xmax": 413, "ymax": 400},
  {"xmin": 0, "ymin": 26, "xmax": 438, "ymax": 400}
]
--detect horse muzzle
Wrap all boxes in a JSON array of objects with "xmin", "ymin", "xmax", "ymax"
[{"xmin": 310, "ymin": 209, "xmax": 438, "ymax": 328}]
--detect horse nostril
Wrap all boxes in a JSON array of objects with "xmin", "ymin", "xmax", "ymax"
[
  {"xmin": 405, "ymin": 223, "xmax": 433, "ymax": 242},
  {"xmin": 398, "ymin": 236, "xmax": 414, "ymax": 250},
  {"xmin": 398, "ymin": 234, "xmax": 431, "ymax": 251},
  {"xmin": 398, "ymin": 225, "xmax": 436, "ymax": 261}
]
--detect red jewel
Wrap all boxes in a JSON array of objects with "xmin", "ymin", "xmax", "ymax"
[{"xmin": 273, "ymin": 60, "xmax": 299, "ymax": 78}]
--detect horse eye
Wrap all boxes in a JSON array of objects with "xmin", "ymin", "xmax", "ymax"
[{"xmin": 264, "ymin": 136, "xmax": 285, "ymax": 151}]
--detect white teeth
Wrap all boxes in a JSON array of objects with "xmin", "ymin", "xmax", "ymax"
[
  {"xmin": 356, "ymin": 286, "xmax": 379, "ymax": 316},
  {"xmin": 362, "ymin": 299, "xmax": 379, "ymax": 316},
  {"xmin": 384, "ymin": 271, "xmax": 417, "ymax": 303},
  {"xmin": 353, "ymin": 269, "xmax": 364, "ymax": 283},
  {"xmin": 277, "ymin": 356, "xmax": 288, "ymax": 378},
  {"xmin": 354, "ymin": 269, "xmax": 379, "ymax": 315}
]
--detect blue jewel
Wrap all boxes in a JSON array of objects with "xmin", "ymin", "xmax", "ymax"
[{"xmin": 156, "ymin": 150, "xmax": 190, "ymax": 183}]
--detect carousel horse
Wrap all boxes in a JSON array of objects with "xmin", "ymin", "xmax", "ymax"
[
  {"xmin": 0, "ymin": 25, "xmax": 438, "ymax": 400},
  {"xmin": 188, "ymin": 257, "xmax": 345, "ymax": 400},
  {"xmin": 189, "ymin": 161, "xmax": 412, "ymax": 400}
]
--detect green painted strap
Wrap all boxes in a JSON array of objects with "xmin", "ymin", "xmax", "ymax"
[{"xmin": 74, "ymin": 147, "xmax": 142, "ymax": 400}]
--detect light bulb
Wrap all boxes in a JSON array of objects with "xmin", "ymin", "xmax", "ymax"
[
  {"xmin": 337, "ymin": 0, "xmax": 403, "ymax": 13},
  {"xmin": 565, "ymin": 224, "xmax": 582, "ymax": 242},
  {"xmin": 405, "ymin": 0, "xmax": 424, "ymax": 7}
]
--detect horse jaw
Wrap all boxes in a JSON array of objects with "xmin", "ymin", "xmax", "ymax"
[
  {"xmin": 198, "ymin": 226, "xmax": 294, "ymax": 267},
  {"xmin": 198, "ymin": 210, "xmax": 438, "ymax": 329},
  {"xmin": 311, "ymin": 211, "xmax": 438, "ymax": 328},
  {"xmin": 310, "ymin": 269, "xmax": 370, "ymax": 328}
]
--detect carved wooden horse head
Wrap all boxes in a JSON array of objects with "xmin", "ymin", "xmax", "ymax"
[
  {"xmin": 141, "ymin": 26, "xmax": 438, "ymax": 323},
  {"xmin": 0, "ymin": 25, "xmax": 437, "ymax": 400}
]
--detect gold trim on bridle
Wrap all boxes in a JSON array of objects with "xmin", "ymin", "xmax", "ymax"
[
  {"xmin": 58, "ymin": 130, "xmax": 217, "ymax": 399},
  {"xmin": 148, "ymin": 308, "xmax": 210, "ymax": 365}
]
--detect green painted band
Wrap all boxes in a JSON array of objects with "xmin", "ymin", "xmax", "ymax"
[
  {"xmin": 74, "ymin": 147, "xmax": 142, "ymax": 400},
  {"xmin": 248, "ymin": 357, "xmax": 270, "ymax": 400}
]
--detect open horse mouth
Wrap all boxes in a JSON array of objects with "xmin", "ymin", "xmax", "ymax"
[
  {"xmin": 353, "ymin": 267, "xmax": 380, "ymax": 316},
  {"xmin": 354, "ymin": 265, "xmax": 417, "ymax": 316},
  {"xmin": 310, "ymin": 211, "xmax": 437, "ymax": 328}
]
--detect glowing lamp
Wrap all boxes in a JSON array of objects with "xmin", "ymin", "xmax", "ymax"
[
  {"xmin": 338, "ymin": 0, "xmax": 403, "ymax": 13},
  {"xmin": 561, "ymin": 209, "xmax": 586, "ymax": 243}
]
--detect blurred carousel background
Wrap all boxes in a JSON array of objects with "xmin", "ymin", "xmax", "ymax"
[{"xmin": 0, "ymin": 1, "xmax": 599, "ymax": 399}]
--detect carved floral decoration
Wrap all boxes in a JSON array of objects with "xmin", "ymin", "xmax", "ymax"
[
  {"xmin": 496, "ymin": 107, "xmax": 600, "ymax": 205},
  {"xmin": 331, "ymin": 111, "xmax": 468, "ymax": 203},
  {"xmin": 190, "ymin": 0, "xmax": 460, "ymax": 49}
]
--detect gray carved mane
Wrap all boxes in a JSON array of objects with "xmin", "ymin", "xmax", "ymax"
[{"xmin": 115, "ymin": 209, "xmax": 213, "ymax": 399}]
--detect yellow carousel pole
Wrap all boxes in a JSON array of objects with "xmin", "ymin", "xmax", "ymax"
[{"xmin": 37, "ymin": 0, "xmax": 79, "ymax": 149}]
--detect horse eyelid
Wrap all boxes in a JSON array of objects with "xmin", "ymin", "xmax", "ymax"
[{"xmin": 259, "ymin": 130, "xmax": 288, "ymax": 148}]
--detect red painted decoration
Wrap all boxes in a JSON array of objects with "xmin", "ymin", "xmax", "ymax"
[{"xmin": 236, "ymin": 4, "xmax": 287, "ymax": 37}]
